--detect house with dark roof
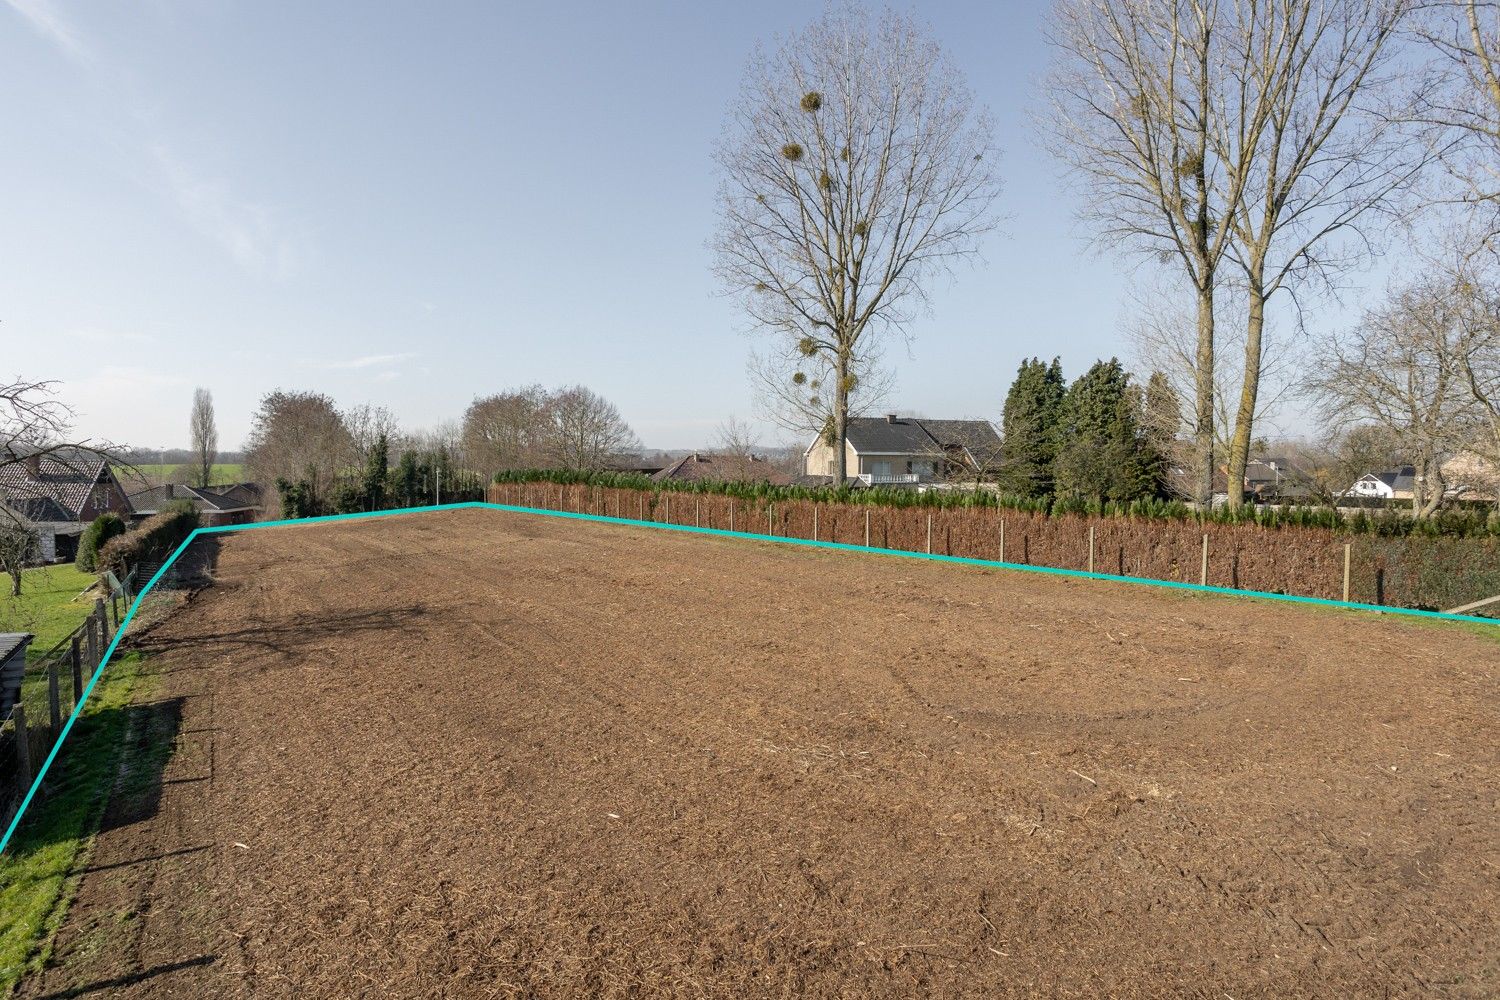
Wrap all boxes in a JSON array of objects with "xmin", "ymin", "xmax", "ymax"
[
  {"xmin": 0, "ymin": 455, "xmax": 133, "ymax": 562},
  {"xmin": 127, "ymin": 482, "xmax": 263, "ymax": 526},
  {"xmin": 652, "ymin": 453, "xmax": 791, "ymax": 485},
  {"xmin": 802, "ymin": 414, "xmax": 1003, "ymax": 486},
  {"xmin": 1346, "ymin": 466, "xmax": 1417, "ymax": 502}
]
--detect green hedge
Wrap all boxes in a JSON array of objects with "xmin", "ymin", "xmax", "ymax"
[
  {"xmin": 74, "ymin": 512, "xmax": 127, "ymax": 571},
  {"xmin": 492, "ymin": 469, "xmax": 1500, "ymax": 539},
  {"xmin": 97, "ymin": 502, "xmax": 200, "ymax": 577}
]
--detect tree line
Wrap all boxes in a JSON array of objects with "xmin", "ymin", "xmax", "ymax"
[{"xmin": 245, "ymin": 384, "xmax": 639, "ymax": 519}]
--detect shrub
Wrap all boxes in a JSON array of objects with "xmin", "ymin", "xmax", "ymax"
[
  {"xmin": 75, "ymin": 512, "xmax": 127, "ymax": 571},
  {"xmin": 98, "ymin": 505, "xmax": 201, "ymax": 577}
]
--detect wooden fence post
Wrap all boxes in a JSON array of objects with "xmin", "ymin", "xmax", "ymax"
[
  {"xmin": 665, "ymin": 495, "xmax": 671, "ymax": 524},
  {"xmin": 1000, "ymin": 518, "xmax": 1006, "ymax": 562},
  {"xmin": 926, "ymin": 514, "xmax": 933, "ymax": 554},
  {"xmin": 767, "ymin": 504, "xmax": 773, "ymax": 536},
  {"xmin": 1350, "ymin": 542, "xmax": 1362, "ymax": 605},
  {"xmin": 95, "ymin": 599, "xmax": 108, "ymax": 649},
  {"xmin": 1088, "ymin": 526, "xmax": 1096, "ymax": 573},
  {"xmin": 694, "ymin": 498, "xmax": 700, "ymax": 528},
  {"xmin": 864, "ymin": 508, "xmax": 870, "ymax": 547},
  {"xmin": 12, "ymin": 706, "xmax": 30, "ymax": 791},
  {"xmin": 85, "ymin": 615, "xmax": 98, "ymax": 673},
  {"xmin": 813, "ymin": 505, "xmax": 819, "ymax": 542},
  {"xmin": 71, "ymin": 635, "xmax": 83, "ymax": 704},
  {"xmin": 730, "ymin": 501, "xmax": 735, "ymax": 532},
  {"xmin": 47, "ymin": 663, "xmax": 61, "ymax": 739},
  {"xmin": 1200, "ymin": 534, "xmax": 1209, "ymax": 586}
]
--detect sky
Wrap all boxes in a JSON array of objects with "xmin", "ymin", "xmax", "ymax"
[{"xmin": 2, "ymin": 0, "xmax": 1365, "ymax": 452}]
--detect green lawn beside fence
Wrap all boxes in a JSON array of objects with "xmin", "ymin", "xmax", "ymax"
[
  {"xmin": 0, "ymin": 565, "xmax": 97, "ymax": 664},
  {"xmin": 0, "ymin": 651, "xmax": 152, "ymax": 997}
]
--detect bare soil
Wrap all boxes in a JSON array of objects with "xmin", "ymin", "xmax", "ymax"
[{"xmin": 18, "ymin": 507, "xmax": 1500, "ymax": 998}]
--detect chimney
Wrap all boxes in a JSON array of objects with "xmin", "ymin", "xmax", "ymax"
[{"xmin": 886, "ymin": 413, "xmax": 898, "ymax": 424}]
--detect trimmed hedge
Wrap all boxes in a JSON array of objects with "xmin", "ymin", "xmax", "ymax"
[
  {"xmin": 75, "ymin": 512, "xmax": 127, "ymax": 571},
  {"xmin": 492, "ymin": 468, "xmax": 1500, "ymax": 539},
  {"xmin": 98, "ymin": 502, "xmax": 200, "ymax": 577}
]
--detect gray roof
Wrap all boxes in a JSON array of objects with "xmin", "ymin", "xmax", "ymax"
[
  {"xmin": 1376, "ymin": 466, "xmax": 1417, "ymax": 492},
  {"xmin": 128, "ymin": 483, "xmax": 261, "ymax": 515},
  {"xmin": 0, "ymin": 633, "xmax": 32, "ymax": 664},
  {"xmin": 839, "ymin": 415, "xmax": 1003, "ymax": 465},
  {"xmin": 0, "ymin": 454, "xmax": 111, "ymax": 522}
]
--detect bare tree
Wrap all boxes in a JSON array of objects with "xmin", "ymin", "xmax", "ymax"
[
  {"xmin": 0, "ymin": 379, "xmax": 129, "ymax": 593},
  {"xmin": 1044, "ymin": 0, "xmax": 1250, "ymax": 503},
  {"xmin": 0, "ymin": 520, "xmax": 38, "ymax": 597},
  {"xmin": 1128, "ymin": 279, "xmax": 1299, "ymax": 492},
  {"xmin": 711, "ymin": 416, "xmax": 764, "ymax": 481},
  {"xmin": 1308, "ymin": 271, "xmax": 1488, "ymax": 516},
  {"xmin": 546, "ymin": 386, "xmax": 640, "ymax": 472},
  {"xmin": 747, "ymin": 339, "xmax": 897, "ymax": 443},
  {"xmin": 244, "ymin": 390, "xmax": 352, "ymax": 510},
  {"xmin": 189, "ymin": 387, "xmax": 218, "ymax": 488},
  {"xmin": 461, "ymin": 385, "xmax": 555, "ymax": 476},
  {"xmin": 1411, "ymin": 1, "xmax": 1500, "ymax": 241},
  {"xmin": 714, "ymin": 4, "xmax": 1001, "ymax": 483},
  {"xmin": 1219, "ymin": 0, "xmax": 1425, "ymax": 510}
]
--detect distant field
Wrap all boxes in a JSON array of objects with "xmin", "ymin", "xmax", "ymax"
[{"xmin": 114, "ymin": 463, "xmax": 245, "ymax": 487}]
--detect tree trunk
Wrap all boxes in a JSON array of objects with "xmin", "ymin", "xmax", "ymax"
[
  {"xmin": 833, "ymin": 351, "xmax": 850, "ymax": 484},
  {"xmin": 8, "ymin": 567, "xmax": 19, "ymax": 598},
  {"xmin": 1193, "ymin": 283, "xmax": 1216, "ymax": 505},
  {"xmin": 1417, "ymin": 456, "xmax": 1445, "ymax": 519},
  {"xmin": 1225, "ymin": 284, "xmax": 1266, "ymax": 512}
]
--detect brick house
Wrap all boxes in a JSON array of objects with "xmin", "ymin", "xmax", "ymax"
[{"xmin": 0, "ymin": 455, "xmax": 134, "ymax": 562}]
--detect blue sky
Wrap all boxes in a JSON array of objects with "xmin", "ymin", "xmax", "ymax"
[{"xmin": 3, "ymin": 0, "xmax": 1343, "ymax": 451}]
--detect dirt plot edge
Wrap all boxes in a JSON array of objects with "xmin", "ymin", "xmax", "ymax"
[{"xmin": 3, "ymin": 498, "xmax": 1494, "ymax": 857}]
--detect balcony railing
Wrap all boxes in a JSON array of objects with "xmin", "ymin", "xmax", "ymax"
[{"xmin": 857, "ymin": 473, "xmax": 922, "ymax": 485}]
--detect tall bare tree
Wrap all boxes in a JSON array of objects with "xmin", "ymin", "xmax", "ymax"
[
  {"xmin": 189, "ymin": 387, "xmax": 218, "ymax": 488},
  {"xmin": 1045, "ymin": 0, "xmax": 1251, "ymax": 503},
  {"xmin": 713, "ymin": 4, "xmax": 1001, "ymax": 482},
  {"xmin": 1309, "ymin": 271, "xmax": 1488, "ymax": 516},
  {"xmin": 1412, "ymin": 1, "xmax": 1500, "ymax": 241},
  {"xmin": 747, "ymin": 339, "xmax": 896, "ymax": 443},
  {"xmin": 1219, "ymin": 0, "xmax": 1424, "ymax": 510}
]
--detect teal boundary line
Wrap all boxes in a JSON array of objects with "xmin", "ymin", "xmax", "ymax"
[{"xmin": 2, "ymin": 498, "xmax": 1494, "ymax": 855}]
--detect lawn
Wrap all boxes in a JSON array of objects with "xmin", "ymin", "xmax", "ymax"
[
  {"xmin": 0, "ymin": 651, "xmax": 153, "ymax": 998},
  {"xmin": 0, "ymin": 565, "xmax": 98, "ymax": 665},
  {"xmin": 115, "ymin": 463, "xmax": 245, "ymax": 488}
]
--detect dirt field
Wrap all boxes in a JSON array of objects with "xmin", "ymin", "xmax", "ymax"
[{"xmin": 18, "ymin": 507, "xmax": 1499, "ymax": 998}]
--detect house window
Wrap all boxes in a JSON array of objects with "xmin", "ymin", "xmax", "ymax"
[
  {"xmin": 904, "ymin": 460, "xmax": 913, "ymax": 474},
  {"xmin": 872, "ymin": 460, "xmax": 892, "ymax": 478}
]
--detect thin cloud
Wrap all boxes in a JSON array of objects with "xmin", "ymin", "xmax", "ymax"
[
  {"xmin": 315, "ymin": 352, "xmax": 418, "ymax": 370},
  {"xmin": 5, "ymin": 0, "xmax": 91, "ymax": 63},
  {"xmin": 151, "ymin": 144, "xmax": 306, "ymax": 280}
]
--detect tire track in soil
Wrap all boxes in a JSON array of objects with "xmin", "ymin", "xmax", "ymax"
[{"xmin": 18, "ymin": 508, "xmax": 1499, "ymax": 999}]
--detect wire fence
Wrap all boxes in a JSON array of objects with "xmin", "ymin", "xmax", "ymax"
[
  {"xmin": 0, "ymin": 568, "xmax": 134, "ymax": 833},
  {"xmin": 488, "ymin": 481, "xmax": 1500, "ymax": 616}
]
